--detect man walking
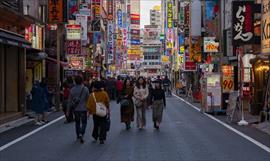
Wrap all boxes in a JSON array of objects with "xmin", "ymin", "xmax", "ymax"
[{"xmin": 68, "ymin": 76, "xmax": 89, "ymax": 143}]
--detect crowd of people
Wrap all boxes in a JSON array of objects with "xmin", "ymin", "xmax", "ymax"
[{"xmin": 30, "ymin": 75, "xmax": 171, "ymax": 145}]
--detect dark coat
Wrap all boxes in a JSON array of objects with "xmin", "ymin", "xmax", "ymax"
[
  {"xmin": 31, "ymin": 84, "xmax": 46, "ymax": 114},
  {"xmin": 120, "ymin": 86, "xmax": 134, "ymax": 123}
]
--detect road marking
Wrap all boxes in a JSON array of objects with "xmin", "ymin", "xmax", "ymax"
[
  {"xmin": 0, "ymin": 115, "xmax": 65, "ymax": 152},
  {"xmin": 173, "ymin": 94, "xmax": 270, "ymax": 153}
]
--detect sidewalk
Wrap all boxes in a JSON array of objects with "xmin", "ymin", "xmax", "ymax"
[{"xmin": 174, "ymin": 94, "xmax": 270, "ymax": 147}]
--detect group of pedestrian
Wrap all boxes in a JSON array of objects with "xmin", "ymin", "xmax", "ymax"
[
  {"xmin": 64, "ymin": 76, "xmax": 110, "ymax": 144},
  {"xmin": 118, "ymin": 76, "xmax": 166, "ymax": 130},
  {"xmin": 31, "ymin": 78, "xmax": 50, "ymax": 125}
]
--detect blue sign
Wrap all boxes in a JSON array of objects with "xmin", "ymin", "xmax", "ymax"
[
  {"xmin": 131, "ymin": 39, "xmax": 140, "ymax": 45},
  {"xmin": 179, "ymin": 34, "xmax": 184, "ymax": 45},
  {"xmin": 117, "ymin": 9, "xmax": 122, "ymax": 28}
]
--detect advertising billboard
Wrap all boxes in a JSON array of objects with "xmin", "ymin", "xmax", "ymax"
[{"xmin": 261, "ymin": 0, "xmax": 270, "ymax": 54}]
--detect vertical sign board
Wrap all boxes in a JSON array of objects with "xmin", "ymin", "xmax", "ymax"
[
  {"xmin": 68, "ymin": 0, "xmax": 78, "ymax": 20},
  {"xmin": 261, "ymin": 0, "xmax": 270, "ymax": 54},
  {"xmin": 48, "ymin": 0, "xmax": 63, "ymax": 23},
  {"xmin": 167, "ymin": 1, "xmax": 173, "ymax": 28},
  {"xmin": 107, "ymin": 22, "xmax": 114, "ymax": 64},
  {"xmin": 232, "ymin": 1, "xmax": 254, "ymax": 45},
  {"xmin": 117, "ymin": 9, "xmax": 123, "ymax": 28},
  {"xmin": 76, "ymin": 14, "xmax": 88, "ymax": 41},
  {"xmin": 107, "ymin": 0, "xmax": 114, "ymax": 20}
]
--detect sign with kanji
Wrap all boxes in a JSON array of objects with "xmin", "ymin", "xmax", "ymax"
[
  {"xmin": 232, "ymin": 1, "xmax": 254, "ymax": 45},
  {"xmin": 167, "ymin": 2, "xmax": 173, "ymax": 28},
  {"xmin": 66, "ymin": 40, "xmax": 81, "ymax": 55},
  {"xmin": 48, "ymin": 0, "xmax": 63, "ymax": 23}
]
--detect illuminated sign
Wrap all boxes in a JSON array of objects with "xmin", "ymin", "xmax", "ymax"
[
  {"xmin": 262, "ymin": 0, "xmax": 270, "ymax": 54},
  {"xmin": 167, "ymin": 2, "xmax": 173, "ymax": 28},
  {"xmin": 66, "ymin": 40, "xmax": 81, "ymax": 55},
  {"xmin": 66, "ymin": 24, "xmax": 81, "ymax": 40},
  {"xmin": 204, "ymin": 37, "xmax": 219, "ymax": 52}
]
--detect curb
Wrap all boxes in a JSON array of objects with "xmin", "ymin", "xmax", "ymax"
[{"xmin": 0, "ymin": 117, "xmax": 34, "ymax": 134}]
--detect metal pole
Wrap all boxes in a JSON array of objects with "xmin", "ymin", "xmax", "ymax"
[{"xmin": 55, "ymin": 24, "xmax": 61, "ymax": 111}]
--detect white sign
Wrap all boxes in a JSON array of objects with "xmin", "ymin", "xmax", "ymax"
[
  {"xmin": 79, "ymin": 8, "xmax": 91, "ymax": 16},
  {"xmin": 261, "ymin": 0, "xmax": 270, "ymax": 54},
  {"xmin": 107, "ymin": 22, "xmax": 114, "ymax": 64},
  {"xmin": 76, "ymin": 14, "xmax": 88, "ymax": 41},
  {"xmin": 204, "ymin": 37, "xmax": 219, "ymax": 53},
  {"xmin": 66, "ymin": 24, "xmax": 81, "ymax": 40}
]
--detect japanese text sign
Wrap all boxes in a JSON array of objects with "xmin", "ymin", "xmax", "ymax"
[
  {"xmin": 262, "ymin": 0, "xmax": 270, "ymax": 54},
  {"xmin": 232, "ymin": 1, "xmax": 254, "ymax": 45},
  {"xmin": 48, "ymin": 0, "xmax": 63, "ymax": 23},
  {"xmin": 167, "ymin": 2, "xmax": 173, "ymax": 28},
  {"xmin": 66, "ymin": 40, "xmax": 81, "ymax": 55}
]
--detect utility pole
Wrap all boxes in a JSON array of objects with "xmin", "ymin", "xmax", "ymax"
[{"xmin": 55, "ymin": 24, "xmax": 62, "ymax": 111}]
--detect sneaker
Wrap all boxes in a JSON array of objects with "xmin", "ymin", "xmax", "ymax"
[
  {"xmin": 39, "ymin": 121, "xmax": 46, "ymax": 125},
  {"xmin": 35, "ymin": 122, "xmax": 42, "ymax": 126}
]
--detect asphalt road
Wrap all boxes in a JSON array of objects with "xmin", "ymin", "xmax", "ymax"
[{"xmin": 0, "ymin": 96, "xmax": 269, "ymax": 161}]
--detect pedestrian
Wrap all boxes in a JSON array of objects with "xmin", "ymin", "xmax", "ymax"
[
  {"xmin": 62, "ymin": 82, "xmax": 72, "ymax": 123},
  {"xmin": 147, "ymin": 78, "xmax": 153, "ymax": 109},
  {"xmin": 119, "ymin": 78, "xmax": 135, "ymax": 130},
  {"xmin": 163, "ymin": 75, "xmax": 172, "ymax": 96},
  {"xmin": 151, "ymin": 81, "xmax": 166, "ymax": 129},
  {"xmin": 87, "ymin": 81, "xmax": 110, "ymax": 144},
  {"xmin": 31, "ymin": 81, "xmax": 46, "ymax": 126},
  {"xmin": 116, "ymin": 76, "xmax": 123, "ymax": 101},
  {"xmin": 67, "ymin": 76, "xmax": 89, "ymax": 143},
  {"xmin": 133, "ymin": 76, "xmax": 149, "ymax": 130},
  {"xmin": 40, "ymin": 78, "xmax": 50, "ymax": 123}
]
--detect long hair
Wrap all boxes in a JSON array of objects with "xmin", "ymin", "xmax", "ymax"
[
  {"xmin": 136, "ymin": 76, "xmax": 146, "ymax": 89},
  {"xmin": 123, "ymin": 77, "xmax": 133, "ymax": 90}
]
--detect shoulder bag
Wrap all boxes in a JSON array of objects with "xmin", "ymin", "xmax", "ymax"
[{"xmin": 93, "ymin": 93, "xmax": 107, "ymax": 117}]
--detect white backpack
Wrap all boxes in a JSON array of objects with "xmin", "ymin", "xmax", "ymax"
[{"xmin": 92, "ymin": 93, "xmax": 107, "ymax": 117}]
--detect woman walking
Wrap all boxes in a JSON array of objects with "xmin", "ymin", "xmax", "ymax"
[
  {"xmin": 119, "ymin": 78, "xmax": 135, "ymax": 130},
  {"xmin": 151, "ymin": 81, "xmax": 166, "ymax": 129},
  {"xmin": 133, "ymin": 77, "xmax": 149, "ymax": 130},
  {"xmin": 67, "ymin": 76, "xmax": 89, "ymax": 143},
  {"xmin": 87, "ymin": 81, "xmax": 110, "ymax": 144},
  {"xmin": 31, "ymin": 81, "xmax": 46, "ymax": 126}
]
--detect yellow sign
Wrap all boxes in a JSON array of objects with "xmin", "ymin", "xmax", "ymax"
[
  {"xmin": 128, "ymin": 49, "xmax": 141, "ymax": 55},
  {"xmin": 162, "ymin": 55, "xmax": 169, "ymax": 62}
]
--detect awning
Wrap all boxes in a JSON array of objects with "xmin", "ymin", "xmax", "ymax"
[{"xmin": 0, "ymin": 28, "xmax": 31, "ymax": 48}]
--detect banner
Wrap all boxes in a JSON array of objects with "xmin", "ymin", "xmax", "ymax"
[
  {"xmin": 66, "ymin": 40, "xmax": 81, "ymax": 55},
  {"xmin": 167, "ymin": 1, "xmax": 173, "ymax": 28},
  {"xmin": 76, "ymin": 14, "xmax": 88, "ymax": 41},
  {"xmin": 262, "ymin": 0, "xmax": 270, "ymax": 54},
  {"xmin": 205, "ymin": 0, "xmax": 219, "ymax": 36},
  {"xmin": 48, "ymin": 0, "xmax": 63, "ymax": 23},
  {"xmin": 232, "ymin": 1, "xmax": 254, "ymax": 45},
  {"xmin": 190, "ymin": 37, "xmax": 202, "ymax": 62},
  {"xmin": 117, "ymin": 9, "xmax": 123, "ymax": 28},
  {"xmin": 68, "ymin": 0, "xmax": 78, "ymax": 20}
]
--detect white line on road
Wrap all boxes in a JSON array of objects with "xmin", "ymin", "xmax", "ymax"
[
  {"xmin": 173, "ymin": 94, "xmax": 270, "ymax": 153},
  {"xmin": 0, "ymin": 115, "xmax": 65, "ymax": 152}
]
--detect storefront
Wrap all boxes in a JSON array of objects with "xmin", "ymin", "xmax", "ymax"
[{"xmin": 0, "ymin": 29, "xmax": 31, "ymax": 122}]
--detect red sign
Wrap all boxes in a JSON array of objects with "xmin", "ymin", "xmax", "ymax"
[
  {"xmin": 66, "ymin": 40, "xmax": 81, "ymax": 55},
  {"xmin": 48, "ymin": 0, "xmax": 63, "ymax": 23},
  {"xmin": 185, "ymin": 61, "xmax": 196, "ymax": 71}
]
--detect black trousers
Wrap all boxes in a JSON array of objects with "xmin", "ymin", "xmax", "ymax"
[
  {"xmin": 92, "ymin": 115, "xmax": 107, "ymax": 141},
  {"xmin": 74, "ymin": 111, "xmax": 87, "ymax": 137}
]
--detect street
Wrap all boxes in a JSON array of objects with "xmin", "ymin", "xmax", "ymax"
[{"xmin": 0, "ymin": 96, "xmax": 269, "ymax": 161}]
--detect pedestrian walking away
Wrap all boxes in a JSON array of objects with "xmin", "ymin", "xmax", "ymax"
[
  {"xmin": 87, "ymin": 81, "xmax": 110, "ymax": 144},
  {"xmin": 163, "ymin": 75, "xmax": 172, "ymax": 96},
  {"xmin": 62, "ymin": 82, "xmax": 71, "ymax": 123},
  {"xmin": 119, "ymin": 78, "xmax": 135, "ymax": 130},
  {"xmin": 40, "ymin": 78, "xmax": 50, "ymax": 123},
  {"xmin": 151, "ymin": 81, "xmax": 166, "ymax": 129},
  {"xmin": 133, "ymin": 77, "xmax": 149, "ymax": 130},
  {"xmin": 67, "ymin": 76, "xmax": 89, "ymax": 143},
  {"xmin": 116, "ymin": 76, "xmax": 124, "ymax": 102}
]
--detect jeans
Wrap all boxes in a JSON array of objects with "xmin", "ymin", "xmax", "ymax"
[
  {"xmin": 74, "ymin": 111, "xmax": 87, "ymax": 138},
  {"xmin": 92, "ymin": 115, "xmax": 107, "ymax": 141}
]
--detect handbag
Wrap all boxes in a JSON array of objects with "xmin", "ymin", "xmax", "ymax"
[
  {"xmin": 120, "ymin": 98, "xmax": 129, "ymax": 107},
  {"xmin": 134, "ymin": 98, "xmax": 143, "ymax": 107},
  {"xmin": 93, "ymin": 93, "xmax": 107, "ymax": 117}
]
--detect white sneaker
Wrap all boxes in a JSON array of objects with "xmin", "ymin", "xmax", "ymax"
[
  {"xmin": 39, "ymin": 121, "xmax": 46, "ymax": 125},
  {"xmin": 35, "ymin": 122, "xmax": 42, "ymax": 126}
]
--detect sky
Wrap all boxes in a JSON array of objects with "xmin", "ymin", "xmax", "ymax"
[{"xmin": 140, "ymin": 0, "xmax": 161, "ymax": 28}]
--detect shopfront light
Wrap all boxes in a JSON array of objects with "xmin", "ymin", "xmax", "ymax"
[{"xmin": 255, "ymin": 65, "xmax": 270, "ymax": 71}]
